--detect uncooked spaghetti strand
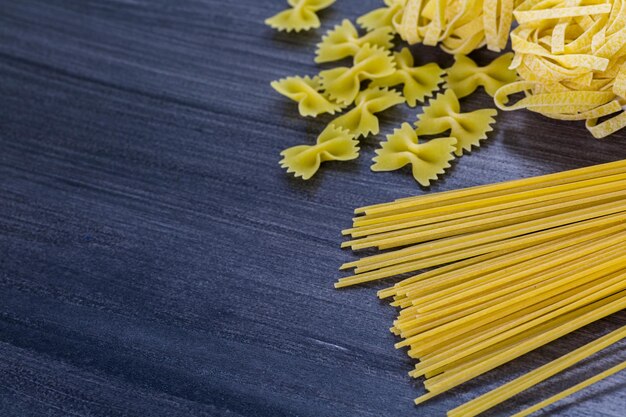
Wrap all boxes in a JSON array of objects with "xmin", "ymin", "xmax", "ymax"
[
  {"xmin": 346, "ymin": 186, "xmax": 626, "ymax": 249},
  {"xmin": 422, "ymin": 291, "xmax": 626, "ymax": 396},
  {"xmin": 397, "ymin": 222, "xmax": 625, "ymax": 299},
  {"xmin": 354, "ymin": 159, "xmax": 626, "ymax": 215},
  {"xmin": 346, "ymin": 176, "xmax": 626, "ymax": 239},
  {"xmin": 346, "ymin": 201, "xmax": 626, "ymax": 274},
  {"xmin": 412, "ymin": 272, "xmax": 626, "ymax": 377},
  {"xmin": 510, "ymin": 360, "xmax": 626, "ymax": 417},
  {"xmin": 448, "ymin": 325, "xmax": 626, "ymax": 417},
  {"xmin": 353, "ymin": 171, "xmax": 626, "ymax": 228},
  {"xmin": 335, "ymin": 212, "xmax": 626, "ymax": 287}
]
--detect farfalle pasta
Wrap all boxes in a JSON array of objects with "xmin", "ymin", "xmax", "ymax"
[
  {"xmin": 398, "ymin": 0, "xmax": 514, "ymax": 53},
  {"xmin": 370, "ymin": 47, "xmax": 444, "ymax": 106},
  {"xmin": 316, "ymin": 20, "xmax": 394, "ymax": 63},
  {"xmin": 357, "ymin": 0, "xmax": 406, "ymax": 33},
  {"xmin": 416, "ymin": 90, "xmax": 497, "ymax": 156},
  {"xmin": 271, "ymin": 76, "xmax": 345, "ymax": 117},
  {"xmin": 330, "ymin": 87, "xmax": 405, "ymax": 138},
  {"xmin": 320, "ymin": 44, "xmax": 396, "ymax": 104},
  {"xmin": 494, "ymin": 0, "xmax": 626, "ymax": 139},
  {"xmin": 280, "ymin": 124, "xmax": 359, "ymax": 180},
  {"xmin": 265, "ymin": 0, "xmax": 336, "ymax": 32},
  {"xmin": 372, "ymin": 122, "xmax": 457, "ymax": 186},
  {"xmin": 445, "ymin": 53, "xmax": 517, "ymax": 99}
]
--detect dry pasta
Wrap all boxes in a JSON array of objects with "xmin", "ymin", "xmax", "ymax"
[
  {"xmin": 496, "ymin": 0, "xmax": 626, "ymax": 138},
  {"xmin": 445, "ymin": 53, "xmax": 517, "ymax": 99},
  {"xmin": 270, "ymin": 76, "xmax": 345, "ymax": 117},
  {"xmin": 398, "ymin": 0, "xmax": 514, "ymax": 53},
  {"xmin": 415, "ymin": 90, "xmax": 498, "ymax": 156},
  {"xmin": 371, "ymin": 122, "xmax": 457, "ymax": 186},
  {"xmin": 370, "ymin": 48, "xmax": 445, "ymax": 107},
  {"xmin": 357, "ymin": 0, "xmax": 406, "ymax": 33},
  {"xmin": 280, "ymin": 124, "xmax": 358, "ymax": 179},
  {"xmin": 337, "ymin": 160, "xmax": 626, "ymax": 412},
  {"xmin": 320, "ymin": 44, "xmax": 396, "ymax": 104},
  {"xmin": 329, "ymin": 87, "xmax": 405, "ymax": 138},
  {"xmin": 315, "ymin": 20, "xmax": 394, "ymax": 63},
  {"xmin": 265, "ymin": 0, "xmax": 336, "ymax": 32}
]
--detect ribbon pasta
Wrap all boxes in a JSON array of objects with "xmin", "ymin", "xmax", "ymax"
[
  {"xmin": 496, "ymin": 0, "xmax": 626, "ymax": 139},
  {"xmin": 330, "ymin": 87, "xmax": 405, "ymax": 138},
  {"xmin": 280, "ymin": 124, "xmax": 358, "ymax": 180},
  {"xmin": 398, "ymin": 0, "xmax": 514, "ymax": 53},
  {"xmin": 372, "ymin": 122, "xmax": 457, "ymax": 186},
  {"xmin": 265, "ymin": 0, "xmax": 336, "ymax": 32}
]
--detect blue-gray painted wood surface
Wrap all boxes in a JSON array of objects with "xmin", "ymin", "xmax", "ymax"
[{"xmin": 0, "ymin": 0, "xmax": 624, "ymax": 416}]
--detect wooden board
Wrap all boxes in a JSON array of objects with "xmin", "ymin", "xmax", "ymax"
[{"xmin": 0, "ymin": 0, "xmax": 624, "ymax": 416}]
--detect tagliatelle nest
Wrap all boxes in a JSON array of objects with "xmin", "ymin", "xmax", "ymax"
[{"xmin": 494, "ymin": 0, "xmax": 626, "ymax": 138}]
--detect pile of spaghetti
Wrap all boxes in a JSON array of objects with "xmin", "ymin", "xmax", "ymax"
[{"xmin": 339, "ymin": 160, "xmax": 626, "ymax": 415}]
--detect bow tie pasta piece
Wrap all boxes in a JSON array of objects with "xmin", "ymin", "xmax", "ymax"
[
  {"xmin": 330, "ymin": 87, "xmax": 405, "ymax": 138},
  {"xmin": 445, "ymin": 53, "xmax": 517, "ymax": 99},
  {"xmin": 271, "ymin": 76, "xmax": 345, "ymax": 117},
  {"xmin": 315, "ymin": 20, "xmax": 394, "ymax": 63},
  {"xmin": 372, "ymin": 123, "xmax": 456, "ymax": 186},
  {"xmin": 357, "ymin": 0, "xmax": 406, "ymax": 33},
  {"xmin": 415, "ymin": 90, "xmax": 497, "ymax": 156},
  {"xmin": 320, "ymin": 44, "xmax": 396, "ymax": 104},
  {"xmin": 266, "ymin": 0, "xmax": 336, "ymax": 32},
  {"xmin": 280, "ymin": 124, "xmax": 359, "ymax": 180},
  {"xmin": 370, "ymin": 47, "xmax": 444, "ymax": 106}
]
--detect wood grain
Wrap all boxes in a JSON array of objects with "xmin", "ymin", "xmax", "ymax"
[{"xmin": 0, "ymin": 0, "xmax": 624, "ymax": 416}]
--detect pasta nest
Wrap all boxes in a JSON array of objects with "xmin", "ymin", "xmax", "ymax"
[{"xmin": 496, "ymin": 0, "xmax": 626, "ymax": 139}]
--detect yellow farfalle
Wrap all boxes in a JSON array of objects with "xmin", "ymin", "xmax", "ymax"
[
  {"xmin": 415, "ymin": 90, "xmax": 497, "ymax": 156},
  {"xmin": 271, "ymin": 76, "xmax": 345, "ymax": 117},
  {"xmin": 357, "ymin": 0, "xmax": 406, "ymax": 33},
  {"xmin": 315, "ymin": 20, "xmax": 394, "ymax": 63},
  {"xmin": 370, "ymin": 47, "xmax": 444, "ymax": 107},
  {"xmin": 280, "ymin": 124, "xmax": 359, "ymax": 180},
  {"xmin": 330, "ymin": 87, "xmax": 405, "ymax": 138},
  {"xmin": 445, "ymin": 53, "xmax": 517, "ymax": 98},
  {"xmin": 320, "ymin": 44, "xmax": 396, "ymax": 104},
  {"xmin": 372, "ymin": 122, "xmax": 456, "ymax": 186},
  {"xmin": 265, "ymin": 0, "xmax": 336, "ymax": 32}
]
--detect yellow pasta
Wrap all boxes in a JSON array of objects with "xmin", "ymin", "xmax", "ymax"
[
  {"xmin": 449, "ymin": 325, "xmax": 626, "ymax": 417},
  {"xmin": 337, "ymin": 161, "xmax": 626, "ymax": 414},
  {"xmin": 371, "ymin": 123, "xmax": 456, "ymax": 186},
  {"xmin": 398, "ymin": 0, "xmax": 514, "ymax": 53},
  {"xmin": 320, "ymin": 44, "xmax": 396, "ymax": 104},
  {"xmin": 497, "ymin": 0, "xmax": 626, "ymax": 138},
  {"xmin": 270, "ymin": 76, "xmax": 345, "ymax": 117},
  {"xmin": 265, "ymin": 0, "xmax": 336, "ymax": 32},
  {"xmin": 370, "ymin": 48, "xmax": 445, "ymax": 106},
  {"xmin": 280, "ymin": 124, "xmax": 358, "ymax": 179},
  {"xmin": 315, "ymin": 20, "xmax": 394, "ymax": 63},
  {"xmin": 445, "ymin": 53, "xmax": 517, "ymax": 98},
  {"xmin": 357, "ymin": 0, "xmax": 406, "ymax": 33},
  {"xmin": 330, "ymin": 87, "xmax": 405, "ymax": 138},
  {"xmin": 512, "ymin": 360, "xmax": 626, "ymax": 417},
  {"xmin": 415, "ymin": 90, "xmax": 497, "ymax": 156}
]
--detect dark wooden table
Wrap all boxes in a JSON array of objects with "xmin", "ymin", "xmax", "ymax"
[{"xmin": 1, "ymin": 1, "xmax": 625, "ymax": 416}]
